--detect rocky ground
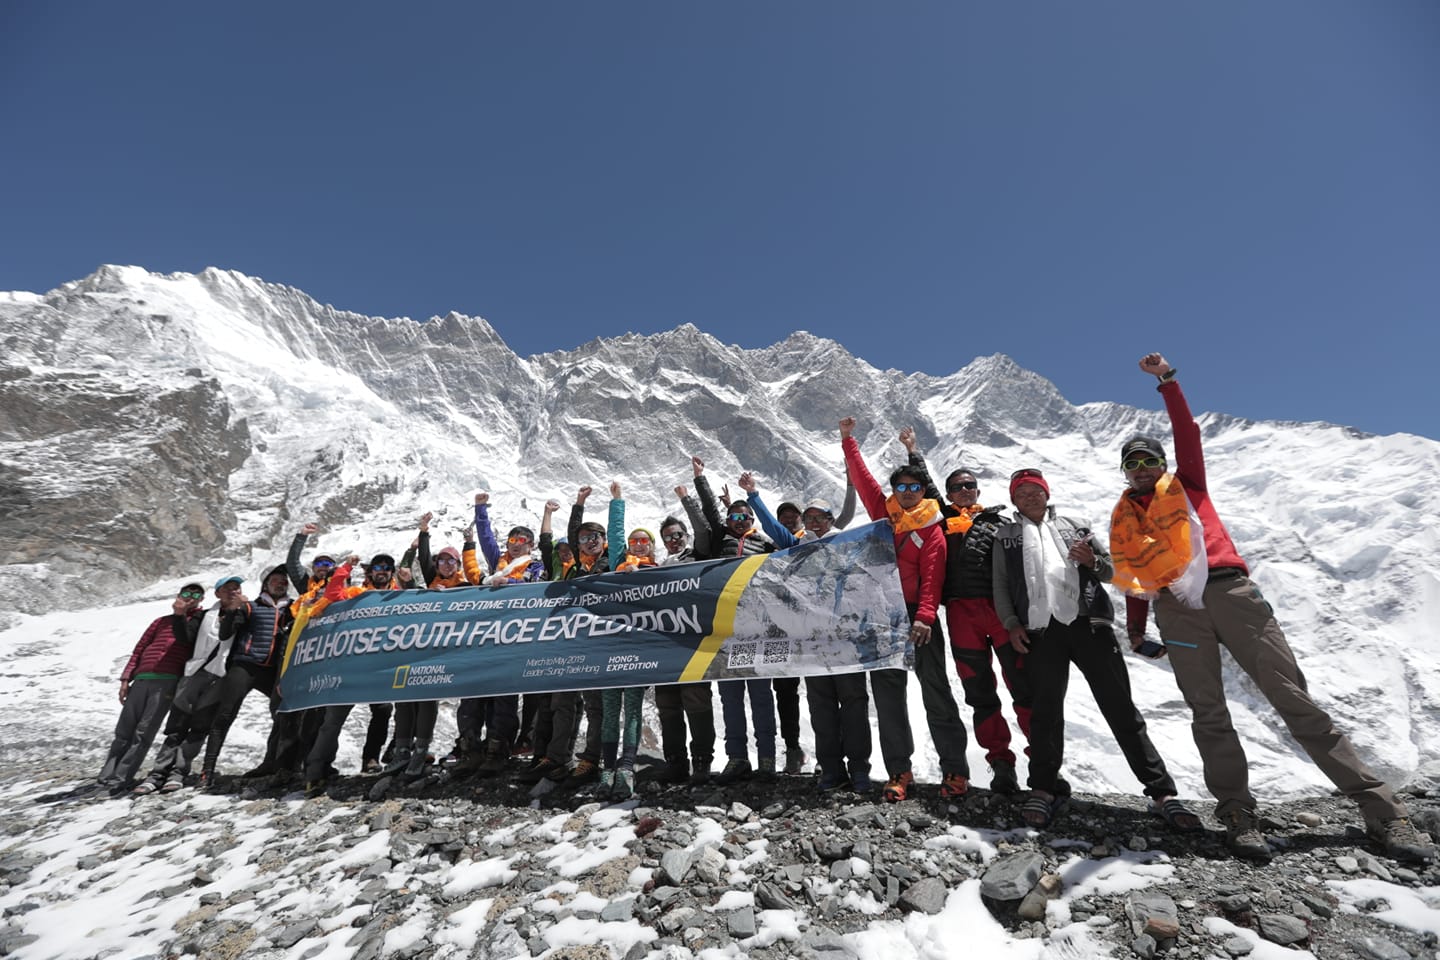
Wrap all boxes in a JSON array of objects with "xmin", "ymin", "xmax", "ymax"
[{"xmin": 3, "ymin": 756, "xmax": 1439, "ymax": 960}]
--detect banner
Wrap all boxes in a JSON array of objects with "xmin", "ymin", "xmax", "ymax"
[{"xmin": 277, "ymin": 520, "xmax": 909, "ymax": 711}]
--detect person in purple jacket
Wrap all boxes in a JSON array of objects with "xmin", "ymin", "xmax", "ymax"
[{"xmin": 94, "ymin": 583, "xmax": 206, "ymax": 795}]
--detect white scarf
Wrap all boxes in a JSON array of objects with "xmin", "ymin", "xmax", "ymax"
[
  {"xmin": 1021, "ymin": 516, "xmax": 1081, "ymax": 627},
  {"xmin": 184, "ymin": 604, "xmax": 230, "ymax": 678},
  {"xmin": 484, "ymin": 552, "xmax": 536, "ymax": 586}
]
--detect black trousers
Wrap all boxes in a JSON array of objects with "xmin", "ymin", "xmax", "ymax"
[
  {"xmin": 203, "ymin": 662, "xmax": 275, "ymax": 772},
  {"xmin": 1025, "ymin": 616, "xmax": 1176, "ymax": 799},
  {"xmin": 771, "ymin": 677, "xmax": 802, "ymax": 748},
  {"xmin": 805, "ymin": 673, "xmax": 870, "ymax": 778},
  {"xmin": 655, "ymin": 682, "xmax": 715, "ymax": 766}
]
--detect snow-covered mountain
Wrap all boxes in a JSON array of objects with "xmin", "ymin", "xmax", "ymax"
[{"xmin": 2, "ymin": 265, "xmax": 1438, "ymax": 802}]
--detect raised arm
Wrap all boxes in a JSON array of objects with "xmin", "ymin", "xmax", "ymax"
[
  {"xmin": 417, "ymin": 512, "xmax": 437, "ymax": 585},
  {"xmin": 840, "ymin": 417, "xmax": 886, "ymax": 520},
  {"xmin": 568, "ymin": 486, "xmax": 590, "ymax": 548},
  {"xmin": 740, "ymin": 472, "xmax": 799, "ymax": 549},
  {"xmin": 539, "ymin": 498, "xmax": 560, "ymax": 580},
  {"xmin": 286, "ymin": 523, "xmax": 318, "ymax": 592},
  {"xmin": 474, "ymin": 494, "xmax": 501, "ymax": 570},
  {"xmin": 607, "ymin": 482, "xmax": 627, "ymax": 570},
  {"xmin": 834, "ymin": 464, "xmax": 858, "ymax": 529},
  {"xmin": 1140, "ymin": 352, "xmax": 1206, "ymax": 490},
  {"xmin": 676, "ymin": 484, "xmax": 711, "ymax": 557},
  {"xmin": 900, "ymin": 427, "xmax": 944, "ymax": 506}
]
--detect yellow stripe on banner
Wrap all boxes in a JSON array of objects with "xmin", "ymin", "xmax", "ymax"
[
  {"xmin": 680, "ymin": 554, "xmax": 769, "ymax": 682},
  {"xmin": 278, "ymin": 604, "xmax": 314, "ymax": 679}
]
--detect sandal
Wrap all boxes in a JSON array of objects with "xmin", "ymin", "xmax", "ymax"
[
  {"xmin": 1021, "ymin": 791, "xmax": 1066, "ymax": 829},
  {"xmin": 1151, "ymin": 796, "xmax": 1203, "ymax": 833}
]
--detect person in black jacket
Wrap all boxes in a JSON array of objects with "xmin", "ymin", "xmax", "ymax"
[
  {"xmin": 901, "ymin": 429, "xmax": 1032, "ymax": 795},
  {"xmin": 198, "ymin": 565, "xmax": 292, "ymax": 789}
]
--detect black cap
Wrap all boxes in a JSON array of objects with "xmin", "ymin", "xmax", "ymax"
[
  {"xmin": 776, "ymin": 501, "xmax": 801, "ymax": 516},
  {"xmin": 1120, "ymin": 435, "xmax": 1167, "ymax": 464},
  {"xmin": 367, "ymin": 553, "xmax": 396, "ymax": 568}
]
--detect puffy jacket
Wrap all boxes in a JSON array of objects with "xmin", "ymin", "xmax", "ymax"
[
  {"xmin": 222, "ymin": 592, "xmax": 292, "ymax": 668},
  {"xmin": 992, "ymin": 508, "xmax": 1116, "ymax": 630},
  {"xmin": 419, "ymin": 530, "xmax": 483, "ymax": 588}
]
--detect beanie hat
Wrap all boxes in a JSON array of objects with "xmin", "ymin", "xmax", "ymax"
[
  {"xmin": 1008, "ymin": 469, "xmax": 1050, "ymax": 500},
  {"xmin": 1120, "ymin": 435, "xmax": 1167, "ymax": 465}
]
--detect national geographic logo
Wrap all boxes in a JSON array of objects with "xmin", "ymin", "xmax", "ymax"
[{"xmin": 392, "ymin": 664, "xmax": 456, "ymax": 689}]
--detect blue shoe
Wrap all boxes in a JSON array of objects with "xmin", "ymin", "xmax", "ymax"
[
  {"xmin": 850, "ymin": 769, "xmax": 873, "ymax": 794},
  {"xmin": 817, "ymin": 766, "xmax": 850, "ymax": 792}
]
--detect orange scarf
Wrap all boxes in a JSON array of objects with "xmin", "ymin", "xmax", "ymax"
[
  {"xmin": 944, "ymin": 503, "xmax": 984, "ymax": 536},
  {"xmin": 886, "ymin": 496, "xmax": 941, "ymax": 534},
  {"xmin": 616, "ymin": 553, "xmax": 658, "ymax": 573},
  {"xmin": 1110, "ymin": 473, "xmax": 1196, "ymax": 596}
]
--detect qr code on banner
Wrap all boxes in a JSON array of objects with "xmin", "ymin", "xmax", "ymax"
[
  {"xmin": 762, "ymin": 640, "xmax": 791, "ymax": 664},
  {"xmin": 727, "ymin": 643, "xmax": 757, "ymax": 668}
]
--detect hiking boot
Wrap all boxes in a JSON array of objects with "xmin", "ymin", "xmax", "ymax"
[
  {"xmin": 196, "ymin": 769, "xmax": 218, "ymax": 794},
  {"xmin": 107, "ymin": 780, "xmax": 138, "ymax": 798},
  {"xmin": 240, "ymin": 761, "xmax": 278, "ymax": 780},
  {"xmin": 655, "ymin": 757, "xmax": 689, "ymax": 784},
  {"xmin": 715, "ymin": 758, "xmax": 752, "ymax": 784},
  {"xmin": 383, "ymin": 745, "xmax": 414, "ymax": 777},
  {"xmin": 303, "ymin": 779, "xmax": 328, "ymax": 800},
  {"xmin": 988, "ymin": 759, "xmax": 1019, "ymax": 795},
  {"xmin": 687, "ymin": 759, "xmax": 713, "ymax": 786},
  {"xmin": 757, "ymin": 757, "xmax": 777, "ymax": 780},
  {"xmin": 517, "ymin": 757, "xmax": 561, "ymax": 784},
  {"xmin": 402, "ymin": 740, "xmax": 432, "ymax": 782},
  {"xmin": 511, "ymin": 737, "xmax": 533, "ymax": 759},
  {"xmin": 1367, "ymin": 817, "xmax": 1436, "ymax": 864},
  {"xmin": 562, "ymin": 758, "xmax": 600, "ymax": 790},
  {"xmin": 817, "ymin": 766, "xmax": 850, "ymax": 792},
  {"xmin": 612, "ymin": 769, "xmax": 635, "ymax": 801},
  {"xmin": 939, "ymin": 772, "xmax": 970, "ymax": 800},
  {"xmin": 1220, "ymin": 807, "xmax": 1271, "ymax": 861},
  {"xmin": 476, "ymin": 739, "xmax": 509, "ymax": 777},
  {"xmin": 850, "ymin": 769, "xmax": 873, "ymax": 793},
  {"xmin": 784, "ymin": 745, "xmax": 807, "ymax": 775},
  {"xmin": 448, "ymin": 742, "xmax": 486, "ymax": 777},
  {"xmin": 882, "ymin": 771, "xmax": 915, "ymax": 803},
  {"xmin": 594, "ymin": 769, "xmax": 616, "ymax": 801},
  {"xmin": 361, "ymin": 759, "xmax": 382, "ymax": 775}
]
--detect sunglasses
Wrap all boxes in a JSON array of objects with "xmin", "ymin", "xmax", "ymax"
[
  {"xmin": 312, "ymin": 559, "xmax": 335, "ymax": 570},
  {"xmin": 662, "ymin": 532, "xmax": 686, "ymax": 543},
  {"xmin": 437, "ymin": 555, "xmax": 459, "ymax": 564},
  {"xmin": 727, "ymin": 512, "xmax": 751, "ymax": 522},
  {"xmin": 1010, "ymin": 468, "xmax": 1044, "ymax": 481},
  {"xmin": 628, "ymin": 537, "xmax": 652, "ymax": 546},
  {"xmin": 1122, "ymin": 456, "xmax": 1165, "ymax": 470},
  {"xmin": 507, "ymin": 536, "xmax": 532, "ymax": 545},
  {"xmin": 893, "ymin": 482, "xmax": 924, "ymax": 493},
  {"xmin": 178, "ymin": 589, "xmax": 204, "ymax": 600},
  {"xmin": 947, "ymin": 481, "xmax": 978, "ymax": 492},
  {"xmin": 578, "ymin": 533, "xmax": 603, "ymax": 544},
  {"xmin": 370, "ymin": 564, "xmax": 394, "ymax": 573}
]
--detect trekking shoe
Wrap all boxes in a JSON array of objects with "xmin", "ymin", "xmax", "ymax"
[
  {"xmin": 715, "ymin": 758, "xmax": 753, "ymax": 784},
  {"xmin": 850, "ymin": 770, "xmax": 873, "ymax": 794},
  {"xmin": 612, "ymin": 769, "xmax": 635, "ymax": 801},
  {"xmin": 757, "ymin": 757, "xmax": 777, "ymax": 780},
  {"xmin": 516, "ymin": 757, "xmax": 558, "ymax": 784},
  {"xmin": 988, "ymin": 759, "xmax": 1019, "ymax": 795},
  {"xmin": 511, "ymin": 737, "xmax": 533, "ymax": 759},
  {"xmin": 1221, "ymin": 807, "xmax": 1271, "ymax": 861},
  {"xmin": 655, "ymin": 758, "xmax": 690, "ymax": 784},
  {"xmin": 108, "ymin": 780, "xmax": 138, "ymax": 798},
  {"xmin": 196, "ymin": 770, "xmax": 218, "ymax": 794},
  {"xmin": 361, "ymin": 759, "xmax": 382, "ymax": 775},
  {"xmin": 817, "ymin": 767, "xmax": 850, "ymax": 792},
  {"xmin": 159, "ymin": 771, "xmax": 186, "ymax": 793},
  {"xmin": 131, "ymin": 779, "xmax": 159, "ymax": 796},
  {"xmin": 448, "ymin": 746, "xmax": 486, "ymax": 777},
  {"xmin": 687, "ymin": 759, "xmax": 713, "ymax": 786},
  {"xmin": 303, "ymin": 779, "xmax": 328, "ymax": 800},
  {"xmin": 784, "ymin": 745, "xmax": 807, "ymax": 775},
  {"xmin": 939, "ymin": 772, "xmax": 970, "ymax": 800},
  {"xmin": 1367, "ymin": 817, "xmax": 1436, "ymax": 864},
  {"xmin": 240, "ymin": 761, "xmax": 279, "ymax": 780},
  {"xmin": 882, "ymin": 771, "xmax": 915, "ymax": 803},
  {"xmin": 594, "ymin": 769, "xmax": 616, "ymax": 801},
  {"xmin": 476, "ymin": 739, "xmax": 509, "ymax": 777},
  {"xmin": 383, "ymin": 749, "xmax": 414, "ymax": 777},
  {"xmin": 562, "ymin": 758, "xmax": 600, "ymax": 790}
]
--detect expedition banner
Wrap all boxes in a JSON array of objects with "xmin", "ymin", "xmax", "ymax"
[{"xmin": 277, "ymin": 520, "xmax": 909, "ymax": 711}]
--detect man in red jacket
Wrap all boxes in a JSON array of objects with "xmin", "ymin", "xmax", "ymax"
[
  {"xmin": 1113, "ymin": 352, "xmax": 1433, "ymax": 864},
  {"xmin": 95, "ymin": 583, "xmax": 205, "ymax": 795},
  {"xmin": 841, "ymin": 416, "xmax": 970, "ymax": 803}
]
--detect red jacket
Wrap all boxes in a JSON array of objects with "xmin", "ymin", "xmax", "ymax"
[
  {"xmin": 843, "ymin": 436, "xmax": 947, "ymax": 625},
  {"xmin": 1125, "ymin": 378, "xmax": 1250, "ymax": 630},
  {"xmin": 121, "ymin": 613, "xmax": 195, "ymax": 680}
]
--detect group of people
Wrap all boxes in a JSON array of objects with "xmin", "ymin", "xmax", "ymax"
[{"xmin": 91, "ymin": 353, "xmax": 1433, "ymax": 864}]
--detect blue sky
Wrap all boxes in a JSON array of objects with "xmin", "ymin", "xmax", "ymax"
[{"xmin": 3, "ymin": 2, "xmax": 1437, "ymax": 438}]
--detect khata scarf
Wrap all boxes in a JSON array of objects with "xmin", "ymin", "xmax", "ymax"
[
  {"xmin": 944, "ymin": 503, "xmax": 984, "ymax": 536},
  {"xmin": 1021, "ymin": 516, "xmax": 1080, "ymax": 627},
  {"xmin": 1109, "ymin": 473, "xmax": 1208, "ymax": 609},
  {"xmin": 887, "ymin": 496, "xmax": 941, "ymax": 535}
]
